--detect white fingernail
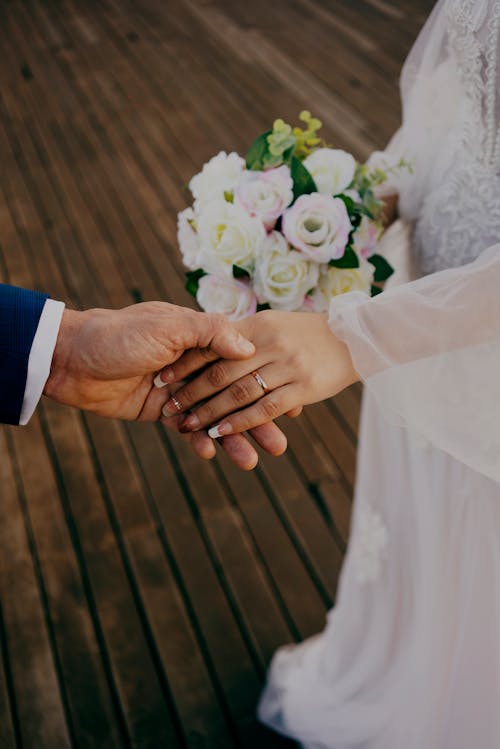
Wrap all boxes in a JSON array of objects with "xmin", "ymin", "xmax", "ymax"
[
  {"xmin": 154, "ymin": 374, "xmax": 167, "ymax": 388},
  {"xmin": 208, "ymin": 422, "xmax": 232, "ymax": 439}
]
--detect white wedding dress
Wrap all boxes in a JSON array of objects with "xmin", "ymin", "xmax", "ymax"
[{"xmin": 258, "ymin": 2, "xmax": 500, "ymax": 747}]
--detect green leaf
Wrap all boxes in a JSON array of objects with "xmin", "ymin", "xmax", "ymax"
[
  {"xmin": 185, "ymin": 269, "xmax": 206, "ymax": 298},
  {"xmin": 371, "ymin": 284, "xmax": 383, "ymax": 296},
  {"xmin": 246, "ymin": 130, "xmax": 272, "ymax": 171},
  {"xmin": 337, "ymin": 194, "xmax": 356, "ymax": 213},
  {"xmin": 368, "ymin": 253, "xmax": 394, "ymax": 282},
  {"xmin": 362, "ymin": 190, "xmax": 383, "ymax": 220},
  {"xmin": 329, "ymin": 246, "xmax": 360, "ymax": 269},
  {"xmin": 337, "ymin": 194, "xmax": 362, "ymax": 229},
  {"xmin": 232, "ymin": 264, "xmax": 250, "ymax": 280},
  {"xmin": 290, "ymin": 156, "xmax": 317, "ymax": 200}
]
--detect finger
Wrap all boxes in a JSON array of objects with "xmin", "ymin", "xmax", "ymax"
[
  {"xmin": 158, "ymin": 313, "xmax": 255, "ymax": 386},
  {"xmin": 207, "ymin": 384, "xmax": 299, "ymax": 437},
  {"xmin": 154, "ymin": 347, "xmax": 221, "ymax": 388},
  {"xmin": 161, "ymin": 357, "xmax": 265, "ymax": 418},
  {"xmin": 286, "ymin": 406, "xmax": 303, "ymax": 418},
  {"xmin": 248, "ymin": 422, "xmax": 287, "ymax": 456},
  {"xmin": 168, "ymin": 417, "xmax": 264, "ymax": 469},
  {"xmin": 205, "ymin": 315, "xmax": 256, "ymax": 360},
  {"xmin": 177, "ymin": 365, "xmax": 280, "ymax": 432},
  {"xmin": 218, "ymin": 434, "xmax": 259, "ymax": 470},
  {"xmin": 138, "ymin": 378, "xmax": 173, "ymax": 421},
  {"xmin": 188, "ymin": 430, "xmax": 217, "ymax": 460},
  {"xmin": 184, "ymin": 424, "xmax": 287, "ymax": 466},
  {"xmin": 188, "ymin": 425, "xmax": 261, "ymax": 470}
]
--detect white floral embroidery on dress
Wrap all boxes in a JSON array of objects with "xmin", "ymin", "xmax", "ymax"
[
  {"xmin": 352, "ymin": 502, "xmax": 389, "ymax": 585},
  {"xmin": 414, "ymin": 0, "xmax": 500, "ymax": 276}
]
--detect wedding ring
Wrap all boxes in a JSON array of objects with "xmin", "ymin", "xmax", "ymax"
[
  {"xmin": 170, "ymin": 394, "xmax": 183, "ymax": 413},
  {"xmin": 251, "ymin": 370, "xmax": 269, "ymax": 393}
]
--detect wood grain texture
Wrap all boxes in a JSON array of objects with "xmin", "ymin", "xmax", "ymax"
[{"xmin": 0, "ymin": 1, "xmax": 433, "ymax": 746}]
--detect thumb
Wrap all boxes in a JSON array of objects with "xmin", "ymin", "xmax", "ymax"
[
  {"xmin": 156, "ymin": 311, "xmax": 255, "ymax": 387},
  {"xmin": 203, "ymin": 314, "xmax": 255, "ymax": 360}
]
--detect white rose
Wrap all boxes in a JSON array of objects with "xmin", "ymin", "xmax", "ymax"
[
  {"xmin": 177, "ymin": 207, "xmax": 200, "ymax": 270},
  {"xmin": 196, "ymin": 200, "xmax": 266, "ymax": 277},
  {"xmin": 196, "ymin": 274, "xmax": 257, "ymax": 321},
  {"xmin": 254, "ymin": 231, "xmax": 319, "ymax": 311},
  {"xmin": 235, "ymin": 165, "xmax": 294, "ymax": 230},
  {"xmin": 283, "ymin": 193, "xmax": 352, "ymax": 263},
  {"xmin": 189, "ymin": 151, "xmax": 246, "ymax": 210},
  {"xmin": 309, "ymin": 260, "xmax": 374, "ymax": 311},
  {"xmin": 303, "ymin": 148, "xmax": 356, "ymax": 195}
]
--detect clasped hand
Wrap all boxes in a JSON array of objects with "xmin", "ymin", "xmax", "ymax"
[
  {"xmin": 44, "ymin": 302, "xmax": 289, "ymax": 470},
  {"xmin": 44, "ymin": 302, "xmax": 357, "ymax": 471},
  {"xmin": 159, "ymin": 310, "xmax": 357, "ymax": 449}
]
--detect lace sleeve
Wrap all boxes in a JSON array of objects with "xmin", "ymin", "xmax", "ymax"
[{"xmin": 329, "ymin": 243, "xmax": 500, "ymax": 483}]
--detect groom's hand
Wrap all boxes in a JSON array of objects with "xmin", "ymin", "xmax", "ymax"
[
  {"xmin": 44, "ymin": 302, "xmax": 255, "ymax": 420},
  {"xmin": 43, "ymin": 302, "xmax": 287, "ymax": 469}
]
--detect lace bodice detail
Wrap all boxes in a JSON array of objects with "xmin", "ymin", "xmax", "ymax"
[{"xmin": 413, "ymin": 0, "xmax": 500, "ymax": 275}]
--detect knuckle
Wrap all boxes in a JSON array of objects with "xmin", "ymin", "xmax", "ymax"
[
  {"xmin": 261, "ymin": 396, "xmax": 281, "ymax": 420},
  {"xmin": 206, "ymin": 362, "xmax": 228, "ymax": 388},
  {"xmin": 208, "ymin": 313, "xmax": 228, "ymax": 334},
  {"xmin": 231, "ymin": 380, "xmax": 252, "ymax": 404},
  {"xmin": 175, "ymin": 386, "xmax": 190, "ymax": 406},
  {"xmin": 197, "ymin": 398, "xmax": 218, "ymax": 422}
]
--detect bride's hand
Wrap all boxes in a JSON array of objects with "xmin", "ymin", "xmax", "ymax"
[{"xmin": 159, "ymin": 311, "xmax": 358, "ymax": 437}]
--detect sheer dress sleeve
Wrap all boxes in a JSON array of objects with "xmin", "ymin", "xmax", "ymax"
[{"xmin": 329, "ymin": 243, "xmax": 500, "ymax": 483}]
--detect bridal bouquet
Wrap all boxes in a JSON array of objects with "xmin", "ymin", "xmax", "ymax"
[{"xmin": 178, "ymin": 112, "xmax": 399, "ymax": 320}]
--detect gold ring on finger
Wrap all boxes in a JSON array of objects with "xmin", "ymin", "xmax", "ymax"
[
  {"xmin": 170, "ymin": 394, "xmax": 183, "ymax": 412},
  {"xmin": 251, "ymin": 370, "xmax": 269, "ymax": 394}
]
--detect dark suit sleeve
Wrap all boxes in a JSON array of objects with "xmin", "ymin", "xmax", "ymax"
[{"xmin": 0, "ymin": 284, "xmax": 49, "ymax": 425}]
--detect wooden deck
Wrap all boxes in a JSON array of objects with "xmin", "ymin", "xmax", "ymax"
[{"xmin": 0, "ymin": 1, "xmax": 432, "ymax": 747}]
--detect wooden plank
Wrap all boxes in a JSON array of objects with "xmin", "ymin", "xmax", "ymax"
[
  {"xmin": 0, "ymin": 603, "xmax": 20, "ymax": 749},
  {"xmin": 10, "ymin": 417, "xmax": 125, "ymax": 749},
  {"xmin": 0, "ymin": 429, "xmax": 71, "ymax": 749},
  {"xmin": 305, "ymin": 403, "xmax": 358, "ymax": 488},
  {"xmin": 42, "ymin": 403, "xmax": 183, "ymax": 749},
  {"xmin": 126, "ymin": 422, "xmax": 291, "ymax": 748}
]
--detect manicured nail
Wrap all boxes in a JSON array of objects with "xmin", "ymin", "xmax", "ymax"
[
  {"xmin": 179, "ymin": 413, "xmax": 201, "ymax": 433},
  {"xmin": 208, "ymin": 422, "xmax": 233, "ymax": 439},
  {"xmin": 236, "ymin": 335, "xmax": 255, "ymax": 355},
  {"xmin": 154, "ymin": 373, "xmax": 168, "ymax": 388},
  {"xmin": 154, "ymin": 369, "xmax": 175, "ymax": 388},
  {"xmin": 162, "ymin": 398, "xmax": 183, "ymax": 417},
  {"xmin": 163, "ymin": 367, "xmax": 175, "ymax": 382}
]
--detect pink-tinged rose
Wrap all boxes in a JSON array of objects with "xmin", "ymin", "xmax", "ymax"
[
  {"xmin": 196, "ymin": 274, "xmax": 257, "ymax": 321},
  {"xmin": 235, "ymin": 165, "xmax": 294, "ymax": 230},
  {"xmin": 283, "ymin": 193, "xmax": 352, "ymax": 263},
  {"xmin": 352, "ymin": 216, "xmax": 381, "ymax": 259}
]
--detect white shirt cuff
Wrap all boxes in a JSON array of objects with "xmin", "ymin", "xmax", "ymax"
[{"xmin": 19, "ymin": 299, "xmax": 66, "ymax": 425}]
